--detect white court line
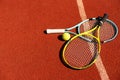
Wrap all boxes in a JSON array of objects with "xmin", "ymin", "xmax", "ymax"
[{"xmin": 76, "ymin": 0, "xmax": 110, "ymax": 80}]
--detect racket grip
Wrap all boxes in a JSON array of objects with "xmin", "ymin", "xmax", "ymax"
[
  {"xmin": 46, "ymin": 29, "xmax": 66, "ymax": 34},
  {"xmin": 102, "ymin": 14, "xmax": 108, "ymax": 22}
]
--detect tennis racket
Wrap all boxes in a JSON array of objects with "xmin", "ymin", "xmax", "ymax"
[
  {"xmin": 46, "ymin": 15, "xmax": 118, "ymax": 43},
  {"xmin": 62, "ymin": 14, "xmax": 108, "ymax": 69}
]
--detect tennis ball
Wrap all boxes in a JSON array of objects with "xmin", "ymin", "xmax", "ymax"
[{"xmin": 62, "ymin": 33, "xmax": 70, "ymax": 41}]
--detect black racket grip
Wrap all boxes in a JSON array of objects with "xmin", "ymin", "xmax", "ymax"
[{"xmin": 101, "ymin": 13, "xmax": 108, "ymax": 23}]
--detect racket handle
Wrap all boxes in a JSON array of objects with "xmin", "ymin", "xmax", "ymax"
[
  {"xmin": 46, "ymin": 29, "xmax": 65, "ymax": 34},
  {"xmin": 102, "ymin": 13, "xmax": 108, "ymax": 22}
]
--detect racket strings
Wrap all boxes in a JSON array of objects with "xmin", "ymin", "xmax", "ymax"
[
  {"xmin": 100, "ymin": 22, "xmax": 115, "ymax": 41},
  {"xmin": 80, "ymin": 20, "xmax": 96, "ymax": 32},
  {"xmin": 63, "ymin": 37, "xmax": 99, "ymax": 68}
]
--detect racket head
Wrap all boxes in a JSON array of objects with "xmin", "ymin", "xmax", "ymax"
[
  {"xmin": 78, "ymin": 18, "xmax": 118, "ymax": 43},
  {"xmin": 62, "ymin": 33, "xmax": 101, "ymax": 70}
]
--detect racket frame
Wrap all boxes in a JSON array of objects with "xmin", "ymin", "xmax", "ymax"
[{"xmin": 46, "ymin": 18, "xmax": 118, "ymax": 43}]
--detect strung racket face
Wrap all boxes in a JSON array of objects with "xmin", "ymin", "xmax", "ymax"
[
  {"xmin": 79, "ymin": 19, "xmax": 117, "ymax": 43},
  {"xmin": 62, "ymin": 34, "xmax": 100, "ymax": 69}
]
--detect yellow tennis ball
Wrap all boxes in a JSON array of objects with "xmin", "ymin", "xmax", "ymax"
[{"xmin": 62, "ymin": 33, "xmax": 70, "ymax": 41}]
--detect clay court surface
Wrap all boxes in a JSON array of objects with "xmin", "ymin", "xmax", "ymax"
[{"xmin": 0, "ymin": 0, "xmax": 120, "ymax": 80}]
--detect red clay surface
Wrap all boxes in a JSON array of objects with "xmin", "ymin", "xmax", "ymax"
[{"xmin": 0, "ymin": 0, "xmax": 120, "ymax": 80}]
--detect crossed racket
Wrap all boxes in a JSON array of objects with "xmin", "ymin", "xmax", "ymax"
[{"xmin": 46, "ymin": 14, "xmax": 118, "ymax": 69}]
